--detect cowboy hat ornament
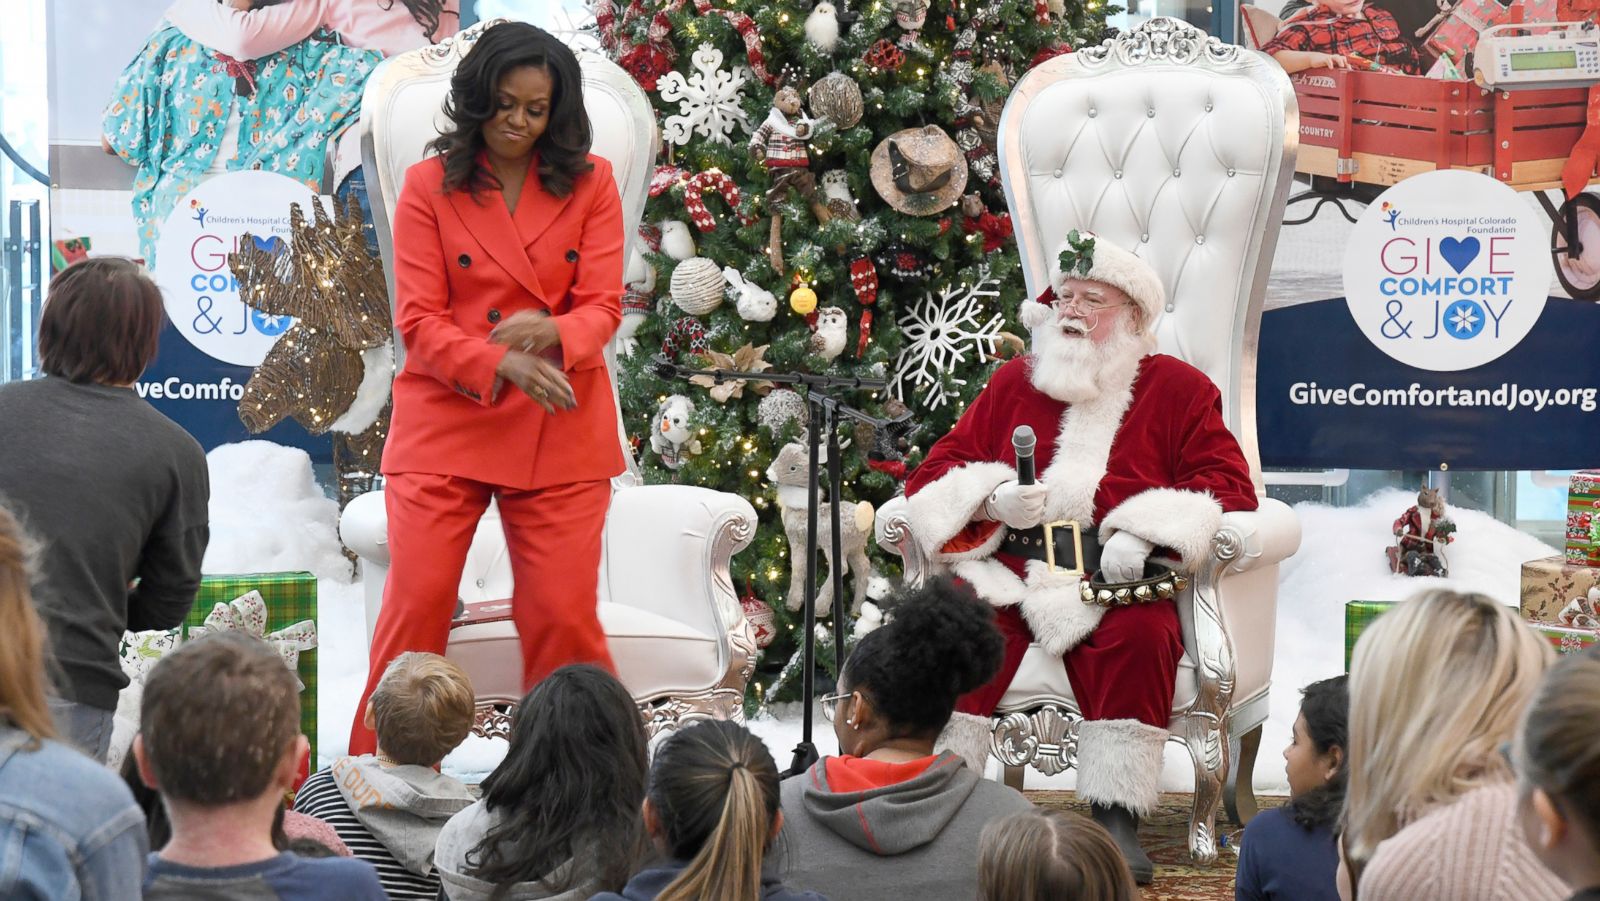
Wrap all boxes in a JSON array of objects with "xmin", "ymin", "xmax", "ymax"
[{"xmin": 870, "ymin": 125, "xmax": 968, "ymax": 216}]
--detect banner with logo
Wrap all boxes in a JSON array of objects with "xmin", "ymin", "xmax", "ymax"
[
  {"xmin": 46, "ymin": 0, "xmax": 466, "ymax": 456},
  {"xmin": 1258, "ymin": 170, "xmax": 1600, "ymax": 470}
]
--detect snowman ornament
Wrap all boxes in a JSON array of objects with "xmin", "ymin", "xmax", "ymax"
[{"xmin": 649, "ymin": 395, "xmax": 702, "ymax": 470}]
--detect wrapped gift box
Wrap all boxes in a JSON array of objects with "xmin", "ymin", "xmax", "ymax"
[
  {"xmin": 1425, "ymin": 0, "xmax": 1515, "ymax": 61},
  {"xmin": 1566, "ymin": 471, "xmax": 1600, "ymax": 565},
  {"xmin": 1347, "ymin": 598, "xmax": 1597, "ymax": 670},
  {"xmin": 1535, "ymin": 621, "xmax": 1600, "ymax": 655},
  {"xmin": 186, "ymin": 572, "xmax": 319, "ymax": 763},
  {"xmin": 1523, "ymin": 555, "xmax": 1600, "ymax": 624}
]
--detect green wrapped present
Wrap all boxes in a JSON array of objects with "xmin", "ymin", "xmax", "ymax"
[
  {"xmin": 186, "ymin": 573, "xmax": 318, "ymax": 761},
  {"xmin": 1346, "ymin": 599, "xmax": 1597, "ymax": 670}
]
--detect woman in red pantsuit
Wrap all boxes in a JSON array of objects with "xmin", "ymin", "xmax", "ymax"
[{"xmin": 350, "ymin": 22, "xmax": 625, "ymax": 754}]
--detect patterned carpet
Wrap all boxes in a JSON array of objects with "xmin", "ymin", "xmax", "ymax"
[{"xmin": 1028, "ymin": 791, "xmax": 1289, "ymax": 900}]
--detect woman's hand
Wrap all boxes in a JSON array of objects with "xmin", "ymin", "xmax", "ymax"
[
  {"xmin": 495, "ymin": 350, "xmax": 575, "ymax": 413},
  {"xmin": 490, "ymin": 310, "xmax": 562, "ymax": 355}
]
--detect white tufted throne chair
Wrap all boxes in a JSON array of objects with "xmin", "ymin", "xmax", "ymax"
[
  {"xmin": 339, "ymin": 21, "xmax": 758, "ymax": 740},
  {"xmin": 875, "ymin": 18, "xmax": 1302, "ymax": 863}
]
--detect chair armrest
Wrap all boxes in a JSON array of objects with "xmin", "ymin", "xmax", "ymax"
[
  {"xmin": 340, "ymin": 490, "xmax": 390, "ymax": 567},
  {"xmin": 602, "ymin": 484, "xmax": 757, "ymax": 641},
  {"xmin": 874, "ymin": 495, "xmax": 934, "ymax": 587},
  {"xmin": 1214, "ymin": 498, "xmax": 1301, "ymax": 576}
]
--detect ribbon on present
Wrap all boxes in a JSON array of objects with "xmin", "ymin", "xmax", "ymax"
[
  {"xmin": 189, "ymin": 590, "xmax": 318, "ymax": 690},
  {"xmin": 1558, "ymin": 588, "xmax": 1600, "ymax": 629}
]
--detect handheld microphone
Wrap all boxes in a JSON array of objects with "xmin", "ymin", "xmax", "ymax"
[{"xmin": 1012, "ymin": 425, "xmax": 1036, "ymax": 486}]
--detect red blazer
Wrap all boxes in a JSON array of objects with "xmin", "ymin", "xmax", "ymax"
[{"xmin": 381, "ymin": 153, "xmax": 626, "ymax": 489}]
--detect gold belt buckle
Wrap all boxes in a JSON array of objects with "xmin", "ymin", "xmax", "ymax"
[{"xmin": 1042, "ymin": 520, "xmax": 1084, "ymax": 575}]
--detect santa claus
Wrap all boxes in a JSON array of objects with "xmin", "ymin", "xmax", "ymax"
[{"xmin": 904, "ymin": 233, "xmax": 1258, "ymax": 881}]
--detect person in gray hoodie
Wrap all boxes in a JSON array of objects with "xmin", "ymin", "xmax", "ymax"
[
  {"xmin": 292, "ymin": 652, "xmax": 478, "ymax": 900},
  {"xmin": 779, "ymin": 577, "xmax": 1034, "ymax": 901},
  {"xmin": 436, "ymin": 664, "xmax": 650, "ymax": 901}
]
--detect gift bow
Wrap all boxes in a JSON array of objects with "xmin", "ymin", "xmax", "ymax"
[{"xmin": 190, "ymin": 590, "xmax": 318, "ymax": 690}]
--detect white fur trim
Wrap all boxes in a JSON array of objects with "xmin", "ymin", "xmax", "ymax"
[
  {"xmin": 1099, "ymin": 487, "xmax": 1224, "ymax": 569},
  {"xmin": 330, "ymin": 343, "xmax": 395, "ymax": 434},
  {"xmin": 952, "ymin": 557, "xmax": 1029, "ymax": 607},
  {"xmin": 1037, "ymin": 353, "xmax": 1141, "ymax": 526},
  {"xmin": 906, "ymin": 461, "xmax": 1016, "ymax": 561},
  {"xmin": 1051, "ymin": 233, "xmax": 1166, "ymax": 327},
  {"xmin": 935, "ymin": 711, "xmax": 994, "ymax": 775},
  {"xmin": 1017, "ymin": 560, "xmax": 1105, "ymax": 655},
  {"xmin": 1075, "ymin": 719, "xmax": 1167, "ymax": 816}
]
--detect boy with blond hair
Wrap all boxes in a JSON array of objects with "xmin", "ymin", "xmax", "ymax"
[
  {"xmin": 137, "ymin": 633, "xmax": 385, "ymax": 898},
  {"xmin": 293, "ymin": 652, "xmax": 477, "ymax": 900}
]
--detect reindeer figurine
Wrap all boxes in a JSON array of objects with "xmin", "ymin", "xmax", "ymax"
[
  {"xmin": 229, "ymin": 195, "xmax": 394, "ymax": 511},
  {"xmin": 765, "ymin": 441, "xmax": 876, "ymax": 616}
]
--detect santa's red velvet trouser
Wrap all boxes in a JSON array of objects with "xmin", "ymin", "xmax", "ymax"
[
  {"xmin": 956, "ymin": 599, "xmax": 1183, "ymax": 727},
  {"xmin": 349, "ymin": 472, "xmax": 615, "ymax": 756}
]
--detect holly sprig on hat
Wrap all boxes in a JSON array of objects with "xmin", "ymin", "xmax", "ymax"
[{"xmin": 1058, "ymin": 229, "xmax": 1096, "ymax": 277}]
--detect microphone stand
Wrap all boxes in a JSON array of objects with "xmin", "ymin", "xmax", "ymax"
[{"xmin": 651, "ymin": 354, "xmax": 892, "ymax": 776}]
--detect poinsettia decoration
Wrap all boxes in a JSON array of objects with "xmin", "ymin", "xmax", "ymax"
[{"xmin": 689, "ymin": 342, "xmax": 774, "ymax": 402}]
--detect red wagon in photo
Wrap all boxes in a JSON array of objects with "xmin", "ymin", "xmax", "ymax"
[{"xmin": 1286, "ymin": 65, "xmax": 1600, "ymax": 297}]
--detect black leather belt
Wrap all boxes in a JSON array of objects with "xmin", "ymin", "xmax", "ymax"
[{"xmin": 1000, "ymin": 521, "xmax": 1101, "ymax": 574}]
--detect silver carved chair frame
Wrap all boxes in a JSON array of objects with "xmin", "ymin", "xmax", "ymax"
[
  {"xmin": 875, "ymin": 18, "xmax": 1303, "ymax": 863},
  {"xmin": 340, "ymin": 20, "xmax": 758, "ymax": 742}
]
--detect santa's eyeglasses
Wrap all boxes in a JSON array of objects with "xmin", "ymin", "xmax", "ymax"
[{"xmin": 1051, "ymin": 289, "xmax": 1133, "ymax": 316}]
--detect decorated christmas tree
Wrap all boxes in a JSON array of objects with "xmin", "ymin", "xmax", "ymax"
[{"xmin": 596, "ymin": 0, "xmax": 1114, "ymax": 708}]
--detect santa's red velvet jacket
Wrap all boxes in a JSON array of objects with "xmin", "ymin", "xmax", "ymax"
[{"xmin": 905, "ymin": 352, "xmax": 1258, "ymax": 654}]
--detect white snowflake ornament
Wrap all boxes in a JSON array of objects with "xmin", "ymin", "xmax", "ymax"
[
  {"xmin": 657, "ymin": 45, "xmax": 754, "ymax": 146},
  {"xmin": 890, "ymin": 271, "xmax": 1004, "ymax": 409}
]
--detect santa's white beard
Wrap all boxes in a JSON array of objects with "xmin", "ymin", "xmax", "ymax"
[{"xmin": 1024, "ymin": 304, "xmax": 1153, "ymax": 404}]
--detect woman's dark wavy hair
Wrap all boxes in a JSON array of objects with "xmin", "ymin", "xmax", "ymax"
[
  {"xmin": 1287, "ymin": 674, "xmax": 1349, "ymax": 832},
  {"xmin": 429, "ymin": 21, "xmax": 593, "ymax": 199},
  {"xmin": 383, "ymin": 0, "xmax": 458, "ymax": 42},
  {"xmin": 842, "ymin": 576, "xmax": 1004, "ymax": 737},
  {"xmin": 466, "ymin": 665, "xmax": 648, "ymax": 898}
]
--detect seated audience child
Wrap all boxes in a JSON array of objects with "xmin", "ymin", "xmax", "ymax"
[
  {"xmin": 1236, "ymin": 675, "xmax": 1348, "ymax": 901},
  {"xmin": 592, "ymin": 719, "xmax": 827, "ymax": 901},
  {"xmin": 779, "ymin": 577, "xmax": 1033, "ymax": 901},
  {"xmin": 977, "ymin": 808, "xmax": 1139, "ymax": 901},
  {"xmin": 136, "ymin": 633, "xmax": 385, "ymax": 899},
  {"xmin": 1341, "ymin": 589, "xmax": 1566, "ymax": 900},
  {"xmin": 436, "ymin": 664, "xmax": 649, "ymax": 900},
  {"xmin": 1260, "ymin": 0, "xmax": 1424, "ymax": 74},
  {"xmin": 1513, "ymin": 649, "xmax": 1600, "ymax": 900},
  {"xmin": 0, "ymin": 503, "xmax": 149, "ymax": 897},
  {"xmin": 294, "ymin": 651, "xmax": 476, "ymax": 899}
]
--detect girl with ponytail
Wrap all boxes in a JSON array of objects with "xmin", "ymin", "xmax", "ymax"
[
  {"xmin": 591, "ymin": 720, "xmax": 826, "ymax": 901},
  {"xmin": 778, "ymin": 577, "xmax": 1033, "ymax": 901}
]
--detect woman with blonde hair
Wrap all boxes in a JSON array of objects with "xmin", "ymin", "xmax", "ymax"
[
  {"xmin": 1512, "ymin": 649, "xmax": 1600, "ymax": 900},
  {"xmin": 978, "ymin": 809, "xmax": 1139, "ymax": 901},
  {"xmin": 1341, "ymin": 588, "xmax": 1566, "ymax": 900},
  {"xmin": 0, "ymin": 503, "xmax": 150, "ymax": 895},
  {"xmin": 591, "ymin": 719, "xmax": 825, "ymax": 901}
]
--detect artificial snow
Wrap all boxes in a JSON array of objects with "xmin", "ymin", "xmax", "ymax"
[{"xmin": 204, "ymin": 442, "xmax": 350, "ymax": 583}]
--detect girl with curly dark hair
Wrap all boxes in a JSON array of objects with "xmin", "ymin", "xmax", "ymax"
[
  {"xmin": 1236, "ymin": 675, "xmax": 1348, "ymax": 900},
  {"xmin": 779, "ymin": 577, "xmax": 1033, "ymax": 901},
  {"xmin": 350, "ymin": 21, "xmax": 627, "ymax": 756}
]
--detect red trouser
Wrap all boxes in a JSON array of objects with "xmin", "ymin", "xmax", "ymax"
[
  {"xmin": 956, "ymin": 599, "xmax": 1183, "ymax": 728},
  {"xmin": 348, "ymin": 472, "xmax": 615, "ymax": 755}
]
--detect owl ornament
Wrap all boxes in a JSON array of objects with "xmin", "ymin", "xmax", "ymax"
[{"xmin": 808, "ymin": 306, "xmax": 848, "ymax": 362}]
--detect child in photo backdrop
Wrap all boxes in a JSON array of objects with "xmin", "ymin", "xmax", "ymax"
[
  {"xmin": 1235, "ymin": 675, "xmax": 1347, "ymax": 901},
  {"xmin": 1261, "ymin": 0, "xmax": 1425, "ymax": 74},
  {"xmin": 102, "ymin": 0, "xmax": 382, "ymax": 266}
]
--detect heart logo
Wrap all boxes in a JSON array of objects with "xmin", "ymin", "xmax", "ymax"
[
  {"xmin": 1439, "ymin": 236, "xmax": 1480, "ymax": 274},
  {"xmin": 251, "ymin": 235, "xmax": 285, "ymax": 256}
]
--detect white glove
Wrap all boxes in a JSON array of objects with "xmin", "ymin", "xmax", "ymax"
[
  {"xmin": 1100, "ymin": 531, "xmax": 1154, "ymax": 582},
  {"xmin": 984, "ymin": 481, "xmax": 1048, "ymax": 530}
]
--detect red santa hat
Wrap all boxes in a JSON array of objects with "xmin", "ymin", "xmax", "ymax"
[{"xmin": 1043, "ymin": 231, "xmax": 1165, "ymax": 326}]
